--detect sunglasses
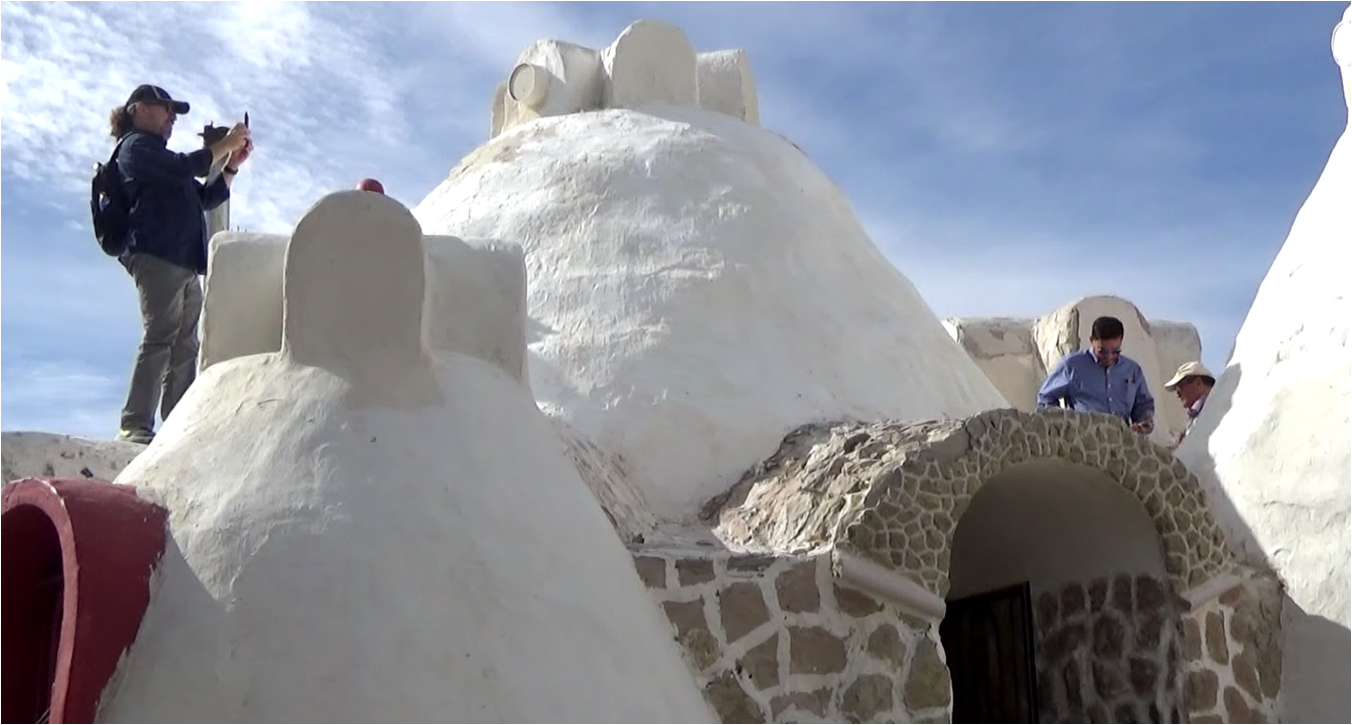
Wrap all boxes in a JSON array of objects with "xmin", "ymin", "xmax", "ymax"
[{"xmin": 1094, "ymin": 347, "xmax": 1123, "ymax": 357}]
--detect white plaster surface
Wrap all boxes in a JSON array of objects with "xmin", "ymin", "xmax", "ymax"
[
  {"xmin": 491, "ymin": 81, "xmax": 508, "ymax": 139},
  {"xmin": 199, "ymin": 228, "xmax": 530, "ymax": 385},
  {"xmin": 551, "ymin": 417, "xmax": 658, "ymax": 542},
  {"xmin": 97, "ymin": 191, "xmax": 714, "ymax": 723},
  {"xmin": 422, "ymin": 235, "xmax": 530, "ymax": 386},
  {"xmin": 1, "ymin": 431, "xmax": 143, "ymax": 485},
  {"xmin": 948, "ymin": 459, "xmax": 1168, "ymax": 600},
  {"xmin": 413, "ymin": 105, "xmax": 1007, "ymax": 523},
  {"xmin": 601, "ymin": 20, "xmax": 699, "ymax": 110},
  {"xmin": 495, "ymin": 40, "xmax": 604, "ymax": 138},
  {"xmin": 1033, "ymin": 295, "xmax": 1179, "ymax": 446},
  {"xmin": 200, "ymin": 231, "xmax": 288, "ymax": 372},
  {"xmin": 696, "ymin": 49, "xmax": 760, "ymax": 126},
  {"xmin": 943, "ymin": 317, "xmax": 1040, "ymax": 410},
  {"xmin": 1177, "ymin": 10, "xmax": 1352, "ymax": 718}
]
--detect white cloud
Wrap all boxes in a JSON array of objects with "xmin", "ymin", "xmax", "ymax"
[{"xmin": 0, "ymin": 1, "xmax": 1338, "ymax": 435}]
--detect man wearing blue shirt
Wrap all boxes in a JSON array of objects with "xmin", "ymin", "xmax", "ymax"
[
  {"xmin": 107, "ymin": 84, "xmax": 252, "ymax": 444},
  {"xmin": 1036, "ymin": 315, "xmax": 1156, "ymax": 435}
]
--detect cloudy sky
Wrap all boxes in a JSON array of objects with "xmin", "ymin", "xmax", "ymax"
[{"xmin": 2, "ymin": 1, "xmax": 1347, "ymax": 438}]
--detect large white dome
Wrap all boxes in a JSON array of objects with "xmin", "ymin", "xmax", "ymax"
[{"xmin": 414, "ymin": 105, "xmax": 1007, "ymax": 521}]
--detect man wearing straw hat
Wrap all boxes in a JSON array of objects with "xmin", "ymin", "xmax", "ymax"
[{"xmin": 1164, "ymin": 361, "xmax": 1216, "ymax": 445}]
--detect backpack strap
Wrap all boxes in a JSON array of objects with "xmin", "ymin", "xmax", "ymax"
[{"xmin": 107, "ymin": 132, "xmax": 134, "ymax": 168}]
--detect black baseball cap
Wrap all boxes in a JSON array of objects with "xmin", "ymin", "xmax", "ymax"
[{"xmin": 125, "ymin": 84, "xmax": 190, "ymax": 115}]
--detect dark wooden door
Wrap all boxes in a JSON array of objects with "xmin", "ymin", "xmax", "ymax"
[{"xmin": 939, "ymin": 582, "xmax": 1040, "ymax": 723}]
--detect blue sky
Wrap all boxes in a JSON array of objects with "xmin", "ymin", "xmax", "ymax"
[{"xmin": 2, "ymin": 1, "xmax": 1347, "ymax": 438}]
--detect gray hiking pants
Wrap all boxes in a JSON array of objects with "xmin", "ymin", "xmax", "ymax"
[{"xmin": 119, "ymin": 252, "xmax": 203, "ymax": 433}]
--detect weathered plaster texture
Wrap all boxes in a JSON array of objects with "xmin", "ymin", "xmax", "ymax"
[
  {"xmin": 98, "ymin": 191, "xmax": 715, "ymax": 722},
  {"xmin": 632, "ymin": 546, "xmax": 951, "ymax": 723},
  {"xmin": 416, "ymin": 103, "xmax": 1006, "ymax": 524},
  {"xmin": 491, "ymin": 20, "xmax": 761, "ymax": 140},
  {"xmin": 1176, "ymin": 9, "xmax": 1351, "ymax": 720},
  {"xmin": 707, "ymin": 408, "xmax": 1236, "ymax": 601},
  {"xmin": 200, "ymin": 229, "xmax": 530, "ymax": 385},
  {"xmin": 1033, "ymin": 575, "xmax": 1187, "ymax": 724},
  {"xmin": 1, "ymin": 432, "xmax": 143, "ymax": 485}
]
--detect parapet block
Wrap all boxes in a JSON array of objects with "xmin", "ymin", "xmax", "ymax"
[
  {"xmin": 491, "ymin": 19, "xmax": 762, "ymax": 140},
  {"xmin": 200, "ymin": 192, "xmax": 529, "ymax": 387}
]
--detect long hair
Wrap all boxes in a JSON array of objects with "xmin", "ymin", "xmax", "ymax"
[{"xmin": 107, "ymin": 105, "xmax": 134, "ymax": 140}]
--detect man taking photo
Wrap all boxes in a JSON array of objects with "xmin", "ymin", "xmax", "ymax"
[{"xmin": 107, "ymin": 84, "xmax": 252, "ymax": 444}]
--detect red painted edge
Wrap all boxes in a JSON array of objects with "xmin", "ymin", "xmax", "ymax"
[{"xmin": 2, "ymin": 478, "xmax": 168, "ymax": 724}]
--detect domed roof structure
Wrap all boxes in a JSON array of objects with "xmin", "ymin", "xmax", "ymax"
[
  {"xmin": 92, "ymin": 192, "xmax": 715, "ymax": 722},
  {"xmin": 413, "ymin": 26, "xmax": 1007, "ymax": 521}
]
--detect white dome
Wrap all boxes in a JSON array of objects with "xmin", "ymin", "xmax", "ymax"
[
  {"xmin": 95, "ymin": 192, "xmax": 714, "ymax": 723},
  {"xmin": 413, "ymin": 105, "xmax": 1008, "ymax": 521}
]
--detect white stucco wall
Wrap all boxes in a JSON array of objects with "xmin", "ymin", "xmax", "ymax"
[
  {"xmin": 943, "ymin": 317, "xmax": 1040, "ymax": 410},
  {"xmin": 601, "ymin": 20, "xmax": 699, "ymax": 110},
  {"xmin": 98, "ymin": 191, "xmax": 714, "ymax": 723},
  {"xmin": 490, "ymin": 20, "xmax": 763, "ymax": 139},
  {"xmin": 200, "ymin": 232, "xmax": 288, "ymax": 372},
  {"xmin": 198, "ymin": 226, "xmax": 530, "ymax": 385},
  {"xmin": 1177, "ymin": 9, "xmax": 1352, "ymax": 720},
  {"xmin": 696, "ymin": 49, "xmax": 760, "ymax": 126},
  {"xmin": 948, "ymin": 459, "xmax": 1168, "ymax": 600},
  {"xmin": 495, "ymin": 40, "xmax": 604, "ymax": 138},
  {"xmin": 413, "ymin": 105, "xmax": 1007, "ymax": 524},
  {"xmin": 1, "ymin": 431, "xmax": 144, "ymax": 485},
  {"xmin": 422, "ymin": 235, "xmax": 530, "ymax": 387}
]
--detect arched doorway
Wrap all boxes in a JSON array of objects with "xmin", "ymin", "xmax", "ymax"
[
  {"xmin": 706, "ymin": 408, "xmax": 1283, "ymax": 723},
  {"xmin": 941, "ymin": 459, "xmax": 1186, "ymax": 723}
]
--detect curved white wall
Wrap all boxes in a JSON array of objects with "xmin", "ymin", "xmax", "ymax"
[
  {"xmin": 1177, "ymin": 7, "xmax": 1352, "ymax": 720},
  {"xmin": 98, "ymin": 192, "xmax": 714, "ymax": 722},
  {"xmin": 414, "ymin": 106, "xmax": 1007, "ymax": 523}
]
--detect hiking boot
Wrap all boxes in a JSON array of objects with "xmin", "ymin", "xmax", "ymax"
[{"xmin": 116, "ymin": 428, "xmax": 155, "ymax": 445}]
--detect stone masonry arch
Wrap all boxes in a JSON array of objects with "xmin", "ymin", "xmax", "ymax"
[
  {"xmin": 709, "ymin": 408, "xmax": 1235, "ymax": 603},
  {"xmin": 834, "ymin": 408, "xmax": 1235, "ymax": 601},
  {"xmin": 675, "ymin": 408, "xmax": 1283, "ymax": 723}
]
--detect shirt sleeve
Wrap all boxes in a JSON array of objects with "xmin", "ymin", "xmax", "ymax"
[
  {"xmin": 1037, "ymin": 356, "xmax": 1073, "ymax": 408},
  {"xmin": 119, "ymin": 135, "xmax": 215, "ymax": 187},
  {"xmin": 197, "ymin": 173, "xmax": 231, "ymax": 211},
  {"xmin": 1130, "ymin": 363, "xmax": 1156, "ymax": 423}
]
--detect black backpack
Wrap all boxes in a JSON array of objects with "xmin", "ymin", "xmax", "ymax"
[{"xmin": 90, "ymin": 135, "xmax": 133, "ymax": 257}]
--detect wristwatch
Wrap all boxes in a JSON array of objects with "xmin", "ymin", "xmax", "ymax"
[{"xmin": 224, "ymin": 166, "xmax": 240, "ymax": 175}]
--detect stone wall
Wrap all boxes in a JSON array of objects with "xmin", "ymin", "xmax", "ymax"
[
  {"xmin": 1181, "ymin": 578, "xmax": 1283, "ymax": 723},
  {"xmin": 708, "ymin": 410, "xmax": 1237, "ymax": 603},
  {"xmin": 1033, "ymin": 575, "xmax": 1186, "ymax": 723},
  {"xmin": 631, "ymin": 546, "xmax": 953, "ymax": 723}
]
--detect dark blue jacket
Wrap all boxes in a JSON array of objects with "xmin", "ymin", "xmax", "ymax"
[{"xmin": 116, "ymin": 130, "xmax": 230, "ymax": 275}]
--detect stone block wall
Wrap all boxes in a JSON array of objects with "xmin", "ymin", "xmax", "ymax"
[
  {"xmin": 1033, "ymin": 575, "xmax": 1186, "ymax": 723},
  {"xmin": 1180, "ymin": 579, "xmax": 1283, "ymax": 723},
  {"xmin": 631, "ymin": 546, "xmax": 953, "ymax": 723}
]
